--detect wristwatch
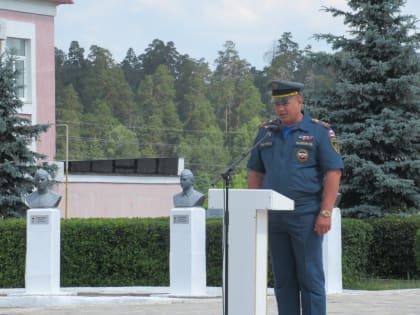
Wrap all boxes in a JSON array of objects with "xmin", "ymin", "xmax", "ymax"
[{"xmin": 320, "ymin": 210, "xmax": 332, "ymax": 217}]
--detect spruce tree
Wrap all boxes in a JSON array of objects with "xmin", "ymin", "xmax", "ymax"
[
  {"xmin": 0, "ymin": 58, "xmax": 50, "ymax": 218},
  {"xmin": 310, "ymin": 0, "xmax": 420, "ymax": 215}
]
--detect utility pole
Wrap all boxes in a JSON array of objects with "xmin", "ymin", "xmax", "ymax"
[{"xmin": 56, "ymin": 124, "xmax": 69, "ymax": 218}]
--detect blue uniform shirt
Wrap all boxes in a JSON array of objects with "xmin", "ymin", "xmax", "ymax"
[{"xmin": 247, "ymin": 112, "xmax": 344, "ymax": 210}]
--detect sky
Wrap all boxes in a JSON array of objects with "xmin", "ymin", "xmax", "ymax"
[{"xmin": 55, "ymin": 0, "xmax": 420, "ymax": 70}]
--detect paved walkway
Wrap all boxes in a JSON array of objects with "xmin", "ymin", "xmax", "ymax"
[{"xmin": 0, "ymin": 287, "xmax": 419, "ymax": 315}]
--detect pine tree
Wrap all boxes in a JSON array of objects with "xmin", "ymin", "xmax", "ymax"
[
  {"xmin": 83, "ymin": 45, "xmax": 136, "ymax": 127},
  {"xmin": 138, "ymin": 39, "xmax": 181, "ymax": 78},
  {"xmin": 265, "ymin": 32, "xmax": 302, "ymax": 82},
  {"xmin": 0, "ymin": 58, "xmax": 50, "ymax": 218},
  {"xmin": 62, "ymin": 41, "xmax": 88, "ymax": 97},
  {"xmin": 233, "ymin": 76, "xmax": 265, "ymax": 130},
  {"xmin": 311, "ymin": 0, "xmax": 420, "ymax": 215},
  {"xmin": 55, "ymin": 84, "xmax": 84, "ymax": 160},
  {"xmin": 120, "ymin": 48, "xmax": 141, "ymax": 91},
  {"xmin": 175, "ymin": 55, "xmax": 213, "ymax": 127},
  {"xmin": 102, "ymin": 124, "xmax": 140, "ymax": 158},
  {"xmin": 213, "ymin": 41, "xmax": 251, "ymax": 80}
]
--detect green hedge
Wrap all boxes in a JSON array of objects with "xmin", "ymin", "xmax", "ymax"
[
  {"xmin": 416, "ymin": 229, "xmax": 420, "ymax": 274},
  {"xmin": 0, "ymin": 217, "xmax": 225, "ymax": 288},
  {"xmin": 0, "ymin": 216, "xmax": 419, "ymax": 288},
  {"xmin": 366, "ymin": 216, "xmax": 420, "ymax": 279},
  {"xmin": 206, "ymin": 219, "xmax": 223, "ymax": 286},
  {"xmin": 61, "ymin": 218, "xmax": 170, "ymax": 287},
  {"xmin": 0, "ymin": 219, "xmax": 26, "ymax": 287},
  {"xmin": 0, "ymin": 218, "xmax": 173, "ymax": 288},
  {"xmin": 341, "ymin": 218, "xmax": 373, "ymax": 286}
]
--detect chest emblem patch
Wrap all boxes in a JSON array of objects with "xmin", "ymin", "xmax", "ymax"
[{"xmin": 296, "ymin": 148, "xmax": 309, "ymax": 162}]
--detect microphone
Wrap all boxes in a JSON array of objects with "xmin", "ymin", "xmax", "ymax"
[{"xmin": 263, "ymin": 123, "xmax": 282, "ymax": 132}]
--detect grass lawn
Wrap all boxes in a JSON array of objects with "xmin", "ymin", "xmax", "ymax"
[{"xmin": 346, "ymin": 278, "xmax": 420, "ymax": 290}]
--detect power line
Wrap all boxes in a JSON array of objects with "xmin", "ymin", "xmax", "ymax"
[
  {"xmin": 55, "ymin": 119, "xmax": 253, "ymax": 135},
  {"xmin": 56, "ymin": 134, "xmax": 241, "ymax": 150}
]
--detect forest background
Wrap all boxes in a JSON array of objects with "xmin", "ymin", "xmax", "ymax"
[{"xmin": 54, "ymin": 0, "xmax": 420, "ymax": 217}]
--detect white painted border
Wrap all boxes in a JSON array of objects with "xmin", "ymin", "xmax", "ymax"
[
  {"xmin": 2, "ymin": 19, "xmax": 37, "ymax": 151},
  {"xmin": 51, "ymin": 161, "xmax": 183, "ymax": 184},
  {"xmin": 5, "ymin": 20, "xmax": 36, "ymax": 110},
  {"xmin": 0, "ymin": 0, "xmax": 57, "ymax": 17},
  {"xmin": 67, "ymin": 174, "xmax": 180, "ymax": 184}
]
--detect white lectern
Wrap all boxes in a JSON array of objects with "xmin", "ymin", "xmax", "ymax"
[{"xmin": 208, "ymin": 189, "xmax": 294, "ymax": 315}]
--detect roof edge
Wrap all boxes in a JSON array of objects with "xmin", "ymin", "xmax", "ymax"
[{"xmin": 49, "ymin": 0, "xmax": 74, "ymax": 4}]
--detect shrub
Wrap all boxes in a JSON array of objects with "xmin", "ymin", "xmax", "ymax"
[
  {"xmin": 206, "ymin": 219, "xmax": 223, "ymax": 286},
  {"xmin": 366, "ymin": 216, "xmax": 420, "ymax": 279},
  {"xmin": 341, "ymin": 218, "xmax": 373, "ymax": 286},
  {"xmin": 0, "ymin": 219, "xmax": 26, "ymax": 287},
  {"xmin": 415, "ymin": 229, "xmax": 420, "ymax": 275},
  {"xmin": 1, "ymin": 215, "xmax": 418, "ymax": 288},
  {"xmin": 61, "ymin": 217, "xmax": 170, "ymax": 287}
]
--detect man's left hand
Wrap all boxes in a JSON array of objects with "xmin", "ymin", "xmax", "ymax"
[{"xmin": 314, "ymin": 215, "xmax": 331, "ymax": 235}]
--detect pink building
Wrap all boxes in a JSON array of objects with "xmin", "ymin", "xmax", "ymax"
[
  {"xmin": 0, "ymin": 0, "xmax": 73, "ymax": 160},
  {"xmin": 53, "ymin": 157, "xmax": 183, "ymax": 219},
  {"xmin": 1, "ymin": 1, "xmax": 184, "ymax": 218}
]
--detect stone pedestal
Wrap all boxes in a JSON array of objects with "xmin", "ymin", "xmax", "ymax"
[
  {"xmin": 169, "ymin": 207, "xmax": 206, "ymax": 296},
  {"xmin": 322, "ymin": 208, "xmax": 343, "ymax": 293},
  {"xmin": 25, "ymin": 208, "xmax": 61, "ymax": 294}
]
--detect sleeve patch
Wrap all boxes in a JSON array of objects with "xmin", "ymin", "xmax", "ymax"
[{"xmin": 330, "ymin": 137, "xmax": 340, "ymax": 154}]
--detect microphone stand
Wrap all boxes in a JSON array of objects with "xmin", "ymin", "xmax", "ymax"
[{"xmin": 211, "ymin": 130, "xmax": 275, "ymax": 315}]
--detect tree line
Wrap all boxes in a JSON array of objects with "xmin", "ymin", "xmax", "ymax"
[
  {"xmin": 53, "ymin": 0, "xmax": 419, "ymax": 217},
  {"xmin": 54, "ymin": 34, "xmax": 316, "ymax": 194}
]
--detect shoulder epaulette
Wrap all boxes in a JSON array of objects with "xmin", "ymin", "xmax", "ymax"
[
  {"xmin": 311, "ymin": 118, "xmax": 330, "ymax": 129},
  {"xmin": 259, "ymin": 118, "xmax": 279, "ymax": 129}
]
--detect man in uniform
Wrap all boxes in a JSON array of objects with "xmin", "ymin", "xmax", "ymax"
[{"xmin": 247, "ymin": 80, "xmax": 343, "ymax": 315}]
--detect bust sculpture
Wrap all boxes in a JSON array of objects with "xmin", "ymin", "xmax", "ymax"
[
  {"xmin": 173, "ymin": 169, "xmax": 205, "ymax": 208},
  {"xmin": 24, "ymin": 169, "xmax": 62, "ymax": 209}
]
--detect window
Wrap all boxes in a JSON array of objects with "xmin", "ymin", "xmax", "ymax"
[{"xmin": 6, "ymin": 37, "xmax": 29, "ymax": 100}]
